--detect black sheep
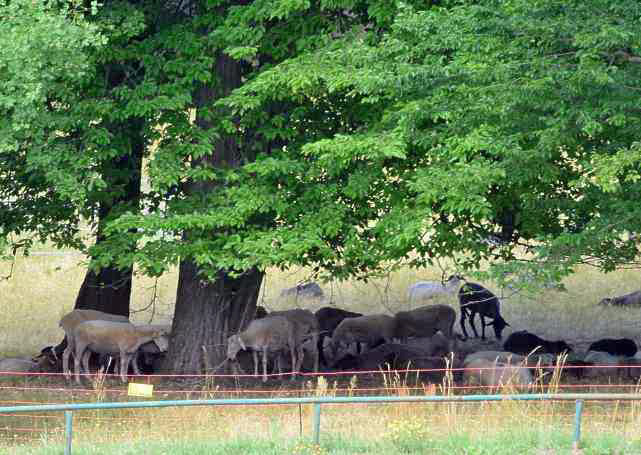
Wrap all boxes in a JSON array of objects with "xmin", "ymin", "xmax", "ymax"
[
  {"xmin": 503, "ymin": 330, "xmax": 572, "ymax": 356},
  {"xmin": 314, "ymin": 306, "xmax": 363, "ymax": 367},
  {"xmin": 458, "ymin": 282, "xmax": 510, "ymax": 340},
  {"xmin": 588, "ymin": 338, "xmax": 638, "ymax": 358}
]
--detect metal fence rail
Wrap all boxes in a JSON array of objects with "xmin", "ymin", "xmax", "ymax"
[{"xmin": 1, "ymin": 393, "xmax": 640, "ymax": 454}]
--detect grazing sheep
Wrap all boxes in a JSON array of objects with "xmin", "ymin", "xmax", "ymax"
[
  {"xmin": 588, "ymin": 338, "xmax": 637, "ymax": 357},
  {"xmin": 269, "ymin": 309, "xmax": 320, "ymax": 373},
  {"xmin": 314, "ymin": 306, "xmax": 363, "ymax": 367},
  {"xmin": 59, "ymin": 309, "xmax": 130, "ymax": 378},
  {"xmin": 407, "ymin": 275, "xmax": 463, "ymax": 301},
  {"xmin": 227, "ymin": 315, "xmax": 299, "ymax": 382},
  {"xmin": 72, "ymin": 321, "xmax": 170, "ymax": 383},
  {"xmin": 394, "ymin": 304, "xmax": 456, "ymax": 341},
  {"xmin": 582, "ymin": 351, "xmax": 625, "ymax": 378},
  {"xmin": 599, "ymin": 291, "xmax": 641, "ymax": 307},
  {"xmin": 331, "ymin": 314, "xmax": 396, "ymax": 360},
  {"xmin": 503, "ymin": 330, "xmax": 572, "ymax": 356},
  {"xmin": 0, "ymin": 358, "xmax": 40, "ymax": 373},
  {"xmin": 280, "ymin": 282, "xmax": 324, "ymax": 299},
  {"xmin": 463, "ymin": 358, "xmax": 533, "ymax": 388},
  {"xmin": 458, "ymin": 282, "xmax": 509, "ymax": 340}
]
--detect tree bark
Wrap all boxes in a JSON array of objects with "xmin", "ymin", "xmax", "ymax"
[{"xmin": 163, "ymin": 50, "xmax": 263, "ymax": 374}]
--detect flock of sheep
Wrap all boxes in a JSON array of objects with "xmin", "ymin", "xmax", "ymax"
[{"xmin": 1, "ymin": 276, "xmax": 640, "ymax": 388}]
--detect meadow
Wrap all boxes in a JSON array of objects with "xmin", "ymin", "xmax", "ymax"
[{"xmin": 1, "ymin": 251, "xmax": 641, "ymax": 454}]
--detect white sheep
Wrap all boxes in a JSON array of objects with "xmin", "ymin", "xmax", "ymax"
[
  {"xmin": 227, "ymin": 315, "xmax": 299, "ymax": 382},
  {"xmin": 464, "ymin": 350, "xmax": 555, "ymax": 368},
  {"xmin": 331, "ymin": 314, "xmax": 396, "ymax": 357},
  {"xmin": 72, "ymin": 321, "xmax": 170, "ymax": 383},
  {"xmin": 463, "ymin": 357, "xmax": 533, "ymax": 388},
  {"xmin": 269, "ymin": 309, "xmax": 320, "ymax": 373},
  {"xmin": 394, "ymin": 304, "xmax": 456, "ymax": 341},
  {"xmin": 407, "ymin": 275, "xmax": 462, "ymax": 301},
  {"xmin": 59, "ymin": 309, "xmax": 131, "ymax": 378}
]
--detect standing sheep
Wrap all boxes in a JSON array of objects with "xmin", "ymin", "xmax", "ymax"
[
  {"xmin": 394, "ymin": 304, "xmax": 456, "ymax": 341},
  {"xmin": 227, "ymin": 316, "xmax": 299, "ymax": 382},
  {"xmin": 458, "ymin": 282, "xmax": 509, "ymax": 340},
  {"xmin": 59, "ymin": 309, "xmax": 130, "ymax": 378},
  {"xmin": 314, "ymin": 306, "xmax": 363, "ymax": 367},
  {"xmin": 407, "ymin": 275, "xmax": 462, "ymax": 301},
  {"xmin": 72, "ymin": 321, "xmax": 170, "ymax": 383},
  {"xmin": 269, "ymin": 309, "xmax": 320, "ymax": 373}
]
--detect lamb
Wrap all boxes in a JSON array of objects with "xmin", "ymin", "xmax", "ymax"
[
  {"xmin": 463, "ymin": 357, "xmax": 533, "ymax": 388},
  {"xmin": 599, "ymin": 291, "xmax": 641, "ymax": 307},
  {"xmin": 314, "ymin": 306, "xmax": 363, "ymax": 367},
  {"xmin": 227, "ymin": 315, "xmax": 299, "ymax": 382},
  {"xmin": 394, "ymin": 304, "xmax": 456, "ymax": 341},
  {"xmin": 458, "ymin": 282, "xmax": 509, "ymax": 340},
  {"xmin": 280, "ymin": 282, "xmax": 324, "ymax": 299},
  {"xmin": 72, "ymin": 321, "xmax": 170, "ymax": 383},
  {"xmin": 407, "ymin": 275, "xmax": 462, "ymax": 301},
  {"xmin": 269, "ymin": 309, "xmax": 320, "ymax": 373},
  {"xmin": 503, "ymin": 330, "xmax": 572, "ymax": 356},
  {"xmin": 59, "ymin": 309, "xmax": 130, "ymax": 378},
  {"xmin": 331, "ymin": 314, "xmax": 396, "ymax": 360},
  {"xmin": 588, "ymin": 338, "xmax": 637, "ymax": 358}
]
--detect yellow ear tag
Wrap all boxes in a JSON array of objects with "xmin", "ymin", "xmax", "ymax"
[{"xmin": 127, "ymin": 382, "xmax": 154, "ymax": 398}]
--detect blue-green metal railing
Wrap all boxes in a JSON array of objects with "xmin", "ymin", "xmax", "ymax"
[{"xmin": 1, "ymin": 393, "xmax": 639, "ymax": 454}]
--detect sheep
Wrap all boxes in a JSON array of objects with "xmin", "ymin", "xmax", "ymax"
[
  {"xmin": 331, "ymin": 314, "xmax": 396, "ymax": 361},
  {"xmin": 0, "ymin": 358, "xmax": 40, "ymax": 373},
  {"xmin": 464, "ymin": 350, "xmax": 555, "ymax": 368},
  {"xmin": 463, "ymin": 357, "xmax": 533, "ymax": 388},
  {"xmin": 503, "ymin": 330, "xmax": 572, "ymax": 356},
  {"xmin": 280, "ymin": 282, "xmax": 324, "ymax": 299},
  {"xmin": 407, "ymin": 275, "xmax": 462, "ymax": 301},
  {"xmin": 59, "ymin": 309, "xmax": 130, "ymax": 378},
  {"xmin": 72, "ymin": 321, "xmax": 170, "ymax": 383},
  {"xmin": 588, "ymin": 338, "xmax": 637, "ymax": 358},
  {"xmin": 269, "ymin": 309, "xmax": 320, "ymax": 373},
  {"xmin": 582, "ymin": 351, "xmax": 625, "ymax": 378},
  {"xmin": 394, "ymin": 304, "xmax": 456, "ymax": 342},
  {"xmin": 458, "ymin": 282, "xmax": 509, "ymax": 340},
  {"xmin": 227, "ymin": 315, "xmax": 299, "ymax": 382},
  {"xmin": 599, "ymin": 291, "xmax": 641, "ymax": 307},
  {"xmin": 314, "ymin": 306, "xmax": 363, "ymax": 367}
]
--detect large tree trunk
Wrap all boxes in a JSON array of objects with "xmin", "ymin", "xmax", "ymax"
[{"xmin": 163, "ymin": 51, "xmax": 262, "ymax": 374}]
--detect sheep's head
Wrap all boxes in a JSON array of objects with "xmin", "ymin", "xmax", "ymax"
[
  {"xmin": 227, "ymin": 334, "xmax": 246, "ymax": 360},
  {"xmin": 598, "ymin": 298, "xmax": 613, "ymax": 306},
  {"xmin": 490, "ymin": 315, "xmax": 510, "ymax": 340}
]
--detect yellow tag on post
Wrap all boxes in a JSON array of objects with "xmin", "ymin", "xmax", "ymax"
[{"xmin": 127, "ymin": 383, "xmax": 154, "ymax": 398}]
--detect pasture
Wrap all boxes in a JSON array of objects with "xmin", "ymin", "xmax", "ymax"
[{"xmin": 1, "ymin": 251, "xmax": 641, "ymax": 453}]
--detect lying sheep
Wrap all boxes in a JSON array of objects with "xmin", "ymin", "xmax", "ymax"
[
  {"xmin": 227, "ymin": 315, "xmax": 299, "ymax": 382},
  {"xmin": 503, "ymin": 330, "xmax": 572, "ymax": 356},
  {"xmin": 405, "ymin": 332, "xmax": 458, "ymax": 359},
  {"xmin": 599, "ymin": 290, "xmax": 641, "ymax": 307},
  {"xmin": 270, "ymin": 309, "xmax": 320, "ymax": 373},
  {"xmin": 407, "ymin": 275, "xmax": 462, "ymax": 301},
  {"xmin": 582, "ymin": 351, "xmax": 625, "ymax": 378},
  {"xmin": 463, "ymin": 357, "xmax": 533, "ymax": 388},
  {"xmin": 464, "ymin": 350, "xmax": 554, "ymax": 368},
  {"xmin": 394, "ymin": 304, "xmax": 456, "ymax": 341},
  {"xmin": 280, "ymin": 282, "xmax": 324, "ymax": 299},
  {"xmin": 588, "ymin": 338, "xmax": 637, "ymax": 358},
  {"xmin": 331, "ymin": 314, "xmax": 396, "ymax": 360},
  {"xmin": 72, "ymin": 321, "xmax": 170, "ymax": 383},
  {"xmin": 458, "ymin": 282, "xmax": 510, "ymax": 340},
  {"xmin": 59, "ymin": 309, "xmax": 130, "ymax": 378},
  {"xmin": 314, "ymin": 306, "xmax": 363, "ymax": 367},
  {"xmin": 0, "ymin": 358, "xmax": 41, "ymax": 373}
]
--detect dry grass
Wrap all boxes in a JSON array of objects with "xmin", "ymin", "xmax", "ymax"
[{"xmin": 1, "ymin": 251, "xmax": 640, "ymax": 358}]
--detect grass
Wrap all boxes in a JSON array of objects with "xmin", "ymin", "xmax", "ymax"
[{"xmin": 2, "ymin": 250, "xmax": 641, "ymax": 452}]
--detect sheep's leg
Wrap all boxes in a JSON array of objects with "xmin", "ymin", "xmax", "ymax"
[
  {"xmin": 479, "ymin": 315, "xmax": 486, "ymax": 340},
  {"xmin": 290, "ymin": 344, "xmax": 297, "ymax": 380},
  {"xmin": 469, "ymin": 311, "xmax": 480, "ymax": 338},
  {"xmin": 81, "ymin": 351, "xmax": 92, "ymax": 379},
  {"xmin": 253, "ymin": 350, "xmax": 259, "ymax": 377},
  {"xmin": 74, "ymin": 343, "xmax": 88, "ymax": 384},
  {"xmin": 119, "ymin": 352, "xmax": 129, "ymax": 383},
  {"xmin": 131, "ymin": 353, "xmax": 142, "ymax": 376},
  {"xmin": 311, "ymin": 333, "xmax": 319, "ymax": 373},
  {"xmin": 459, "ymin": 310, "xmax": 469, "ymax": 340},
  {"xmin": 262, "ymin": 348, "xmax": 268, "ymax": 382},
  {"xmin": 62, "ymin": 337, "xmax": 75, "ymax": 379},
  {"xmin": 317, "ymin": 334, "xmax": 327, "ymax": 368}
]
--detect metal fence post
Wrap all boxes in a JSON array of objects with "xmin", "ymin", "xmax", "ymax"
[
  {"xmin": 573, "ymin": 399, "xmax": 584, "ymax": 450},
  {"xmin": 64, "ymin": 410, "xmax": 73, "ymax": 455},
  {"xmin": 312, "ymin": 402, "xmax": 322, "ymax": 444}
]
